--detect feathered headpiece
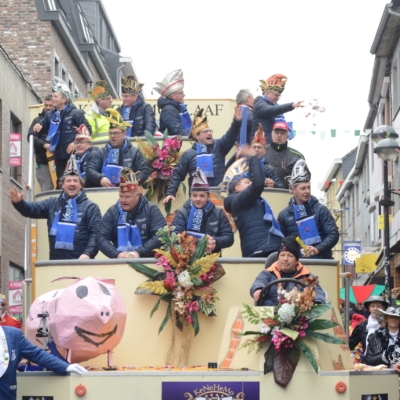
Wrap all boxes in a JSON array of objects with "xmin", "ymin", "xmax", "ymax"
[
  {"xmin": 252, "ymin": 123, "xmax": 266, "ymax": 147},
  {"xmin": 119, "ymin": 167, "xmax": 139, "ymax": 192},
  {"xmin": 74, "ymin": 124, "xmax": 91, "ymax": 142},
  {"xmin": 106, "ymin": 108, "xmax": 132, "ymax": 131},
  {"xmin": 121, "ymin": 75, "xmax": 144, "ymax": 95},
  {"xmin": 219, "ymin": 158, "xmax": 250, "ymax": 194},
  {"xmin": 87, "ymin": 80, "xmax": 110, "ymax": 102},
  {"xmin": 191, "ymin": 168, "xmax": 210, "ymax": 192},
  {"xmin": 52, "ymin": 78, "xmax": 76, "ymax": 104},
  {"xmin": 260, "ymin": 74, "xmax": 288, "ymax": 93},
  {"xmin": 287, "ymin": 159, "xmax": 311, "ymax": 187},
  {"xmin": 153, "ymin": 69, "xmax": 184, "ymax": 98},
  {"xmin": 190, "ymin": 108, "xmax": 209, "ymax": 139}
]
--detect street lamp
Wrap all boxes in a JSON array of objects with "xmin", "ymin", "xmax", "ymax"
[{"xmin": 373, "ymin": 126, "xmax": 400, "ymax": 303}]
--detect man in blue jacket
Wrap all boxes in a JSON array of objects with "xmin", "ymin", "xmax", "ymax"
[
  {"xmin": 96, "ymin": 168, "xmax": 166, "ymax": 259},
  {"xmin": 154, "ymin": 69, "xmax": 192, "ymax": 136},
  {"xmin": 251, "ymin": 74, "xmax": 303, "ymax": 144},
  {"xmin": 0, "ymin": 326, "xmax": 85, "ymax": 400},
  {"xmin": 250, "ymin": 236, "xmax": 326, "ymax": 306},
  {"xmin": 8, "ymin": 158, "xmax": 101, "ymax": 260},
  {"xmin": 277, "ymin": 160, "xmax": 339, "ymax": 259}
]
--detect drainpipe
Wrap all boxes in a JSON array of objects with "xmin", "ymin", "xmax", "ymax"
[{"xmin": 388, "ymin": 3, "xmax": 400, "ymax": 17}]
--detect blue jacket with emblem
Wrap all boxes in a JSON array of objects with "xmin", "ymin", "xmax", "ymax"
[
  {"xmin": 96, "ymin": 195, "xmax": 166, "ymax": 258},
  {"xmin": 157, "ymin": 97, "xmax": 191, "ymax": 136},
  {"xmin": 277, "ymin": 195, "xmax": 339, "ymax": 259},
  {"xmin": 172, "ymin": 199, "xmax": 234, "ymax": 253},
  {"xmin": 12, "ymin": 192, "xmax": 101, "ymax": 260}
]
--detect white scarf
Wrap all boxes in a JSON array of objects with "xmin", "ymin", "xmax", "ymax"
[
  {"xmin": 365, "ymin": 315, "xmax": 380, "ymax": 352},
  {"xmin": 0, "ymin": 326, "xmax": 9, "ymax": 378}
]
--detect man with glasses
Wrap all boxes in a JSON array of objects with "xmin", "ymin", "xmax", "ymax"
[
  {"xmin": 154, "ymin": 69, "xmax": 192, "ymax": 136},
  {"xmin": 117, "ymin": 75, "xmax": 156, "ymax": 137},
  {"xmin": 265, "ymin": 120, "xmax": 304, "ymax": 189},
  {"xmin": 163, "ymin": 107, "xmax": 242, "ymax": 203},
  {"xmin": 251, "ymin": 74, "xmax": 303, "ymax": 144},
  {"xmin": 85, "ymin": 109, "xmax": 149, "ymax": 188}
]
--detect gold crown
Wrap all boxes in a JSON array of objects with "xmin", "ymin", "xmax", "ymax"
[
  {"xmin": 190, "ymin": 108, "xmax": 209, "ymax": 139},
  {"xmin": 260, "ymin": 74, "xmax": 288, "ymax": 93},
  {"xmin": 121, "ymin": 75, "xmax": 144, "ymax": 95}
]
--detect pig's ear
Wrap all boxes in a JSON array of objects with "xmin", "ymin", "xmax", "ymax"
[
  {"xmin": 76, "ymin": 286, "xmax": 88, "ymax": 299},
  {"xmin": 98, "ymin": 283, "xmax": 111, "ymax": 296}
]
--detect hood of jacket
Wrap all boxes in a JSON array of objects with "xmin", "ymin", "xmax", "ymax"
[{"xmin": 157, "ymin": 97, "xmax": 181, "ymax": 110}]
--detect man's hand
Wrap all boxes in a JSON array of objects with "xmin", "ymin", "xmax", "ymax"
[
  {"xmin": 392, "ymin": 364, "xmax": 400, "ymax": 373},
  {"xmin": 66, "ymin": 142, "xmax": 75, "ymax": 154},
  {"xmin": 8, "ymin": 187, "xmax": 24, "ymax": 203},
  {"xmin": 162, "ymin": 195, "xmax": 176, "ymax": 204},
  {"xmin": 43, "ymin": 143, "xmax": 51, "ymax": 151},
  {"xmin": 292, "ymin": 101, "xmax": 304, "ymax": 109},
  {"xmin": 100, "ymin": 177, "xmax": 113, "ymax": 187},
  {"xmin": 253, "ymin": 289, "xmax": 261, "ymax": 302},
  {"xmin": 78, "ymin": 254, "xmax": 90, "ymax": 260},
  {"xmin": 117, "ymin": 252, "xmax": 139, "ymax": 259},
  {"xmin": 306, "ymin": 246, "xmax": 319, "ymax": 255},
  {"xmin": 233, "ymin": 105, "xmax": 243, "ymax": 121},
  {"xmin": 237, "ymin": 144, "xmax": 256, "ymax": 158},
  {"xmin": 265, "ymin": 178, "xmax": 274, "ymax": 188},
  {"xmin": 66, "ymin": 364, "xmax": 87, "ymax": 374},
  {"xmin": 33, "ymin": 123, "xmax": 43, "ymax": 133}
]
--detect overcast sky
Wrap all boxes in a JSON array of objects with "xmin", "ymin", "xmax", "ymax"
[{"xmin": 101, "ymin": 0, "xmax": 389, "ymax": 194}]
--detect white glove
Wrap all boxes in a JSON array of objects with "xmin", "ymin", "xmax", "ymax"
[{"xmin": 66, "ymin": 364, "xmax": 87, "ymax": 374}]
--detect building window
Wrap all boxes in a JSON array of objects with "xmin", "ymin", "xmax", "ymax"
[
  {"xmin": 68, "ymin": 79, "xmax": 73, "ymax": 92},
  {"xmin": 9, "ymin": 263, "xmax": 24, "ymax": 281},
  {"xmin": 393, "ymin": 58, "xmax": 400, "ymax": 117},
  {"xmin": 54, "ymin": 57, "xmax": 60, "ymax": 77},
  {"xmin": 62, "ymin": 68, "xmax": 67, "ymax": 83},
  {"xmin": 10, "ymin": 114, "xmax": 22, "ymax": 184}
]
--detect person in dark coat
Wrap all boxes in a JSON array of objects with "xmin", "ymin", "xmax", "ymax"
[
  {"xmin": 236, "ymin": 88, "xmax": 254, "ymax": 144},
  {"xmin": 33, "ymin": 79, "xmax": 91, "ymax": 181},
  {"xmin": 172, "ymin": 168, "xmax": 233, "ymax": 254},
  {"xmin": 85, "ymin": 109, "xmax": 149, "ymax": 187},
  {"xmin": 222, "ymin": 147, "xmax": 283, "ymax": 257},
  {"xmin": 163, "ymin": 107, "xmax": 242, "ymax": 204},
  {"xmin": 154, "ymin": 69, "xmax": 192, "ymax": 137},
  {"xmin": 8, "ymin": 160, "xmax": 101, "ymax": 260},
  {"xmin": 27, "ymin": 94, "xmax": 54, "ymax": 192},
  {"xmin": 250, "ymin": 236, "xmax": 326, "ymax": 306},
  {"xmin": 251, "ymin": 74, "xmax": 303, "ymax": 144},
  {"xmin": 265, "ymin": 120, "xmax": 305, "ymax": 189},
  {"xmin": 364, "ymin": 306, "xmax": 400, "ymax": 367},
  {"xmin": 277, "ymin": 160, "xmax": 339, "ymax": 259},
  {"xmin": 117, "ymin": 75, "xmax": 156, "ymax": 137},
  {"xmin": 0, "ymin": 326, "xmax": 85, "ymax": 400},
  {"xmin": 349, "ymin": 296, "xmax": 388, "ymax": 359},
  {"xmin": 96, "ymin": 168, "xmax": 166, "ymax": 259}
]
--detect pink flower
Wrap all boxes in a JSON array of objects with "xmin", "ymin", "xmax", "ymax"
[
  {"xmin": 299, "ymin": 330, "xmax": 306, "ymax": 337},
  {"xmin": 171, "ymin": 138, "xmax": 182, "ymax": 151},
  {"xmin": 187, "ymin": 315, "xmax": 193, "ymax": 324},
  {"xmin": 185, "ymin": 301, "xmax": 199, "ymax": 314},
  {"xmin": 152, "ymin": 159, "xmax": 163, "ymax": 170},
  {"xmin": 301, "ymin": 322, "xmax": 309, "ymax": 329},
  {"xmin": 157, "ymin": 148, "xmax": 169, "ymax": 160},
  {"xmin": 156, "ymin": 256, "xmax": 171, "ymax": 271},
  {"xmin": 161, "ymin": 166, "xmax": 173, "ymax": 177},
  {"xmin": 164, "ymin": 271, "xmax": 175, "ymax": 291}
]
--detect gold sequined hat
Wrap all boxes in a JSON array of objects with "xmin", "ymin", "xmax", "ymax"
[
  {"xmin": 121, "ymin": 75, "xmax": 144, "ymax": 95},
  {"xmin": 106, "ymin": 108, "xmax": 132, "ymax": 131},
  {"xmin": 260, "ymin": 74, "xmax": 288, "ymax": 94},
  {"xmin": 153, "ymin": 69, "xmax": 184, "ymax": 98},
  {"xmin": 119, "ymin": 167, "xmax": 139, "ymax": 192},
  {"xmin": 190, "ymin": 108, "xmax": 209, "ymax": 139}
]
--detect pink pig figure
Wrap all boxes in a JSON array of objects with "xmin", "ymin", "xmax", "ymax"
[{"xmin": 26, "ymin": 277, "xmax": 127, "ymax": 363}]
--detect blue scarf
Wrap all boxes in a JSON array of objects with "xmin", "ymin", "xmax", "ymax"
[
  {"xmin": 46, "ymin": 106, "xmax": 69, "ymax": 152},
  {"xmin": 76, "ymin": 150, "xmax": 89, "ymax": 178},
  {"xmin": 196, "ymin": 143, "xmax": 214, "ymax": 178},
  {"xmin": 116, "ymin": 201, "xmax": 143, "ymax": 251},
  {"xmin": 179, "ymin": 103, "xmax": 192, "ymax": 134},
  {"xmin": 187, "ymin": 201, "xmax": 212, "ymax": 240},
  {"xmin": 121, "ymin": 101, "xmax": 140, "ymax": 137},
  {"xmin": 50, "ymin": 193, "xmax": 79, "ymax": 250},
  {"xmin": 261, "ymin": 198, "xmax": 284, "ymax": 238},
  {"xmin": 239, "ymin": 105, "xmax": 248, "ymax": 146},
  {"xmin": 102, "ymin": 140, "xmax": 129, "ymax": 185},
  {"xmin": 292, "ymin": 199, "xmax": 321, "ymax": 245}
]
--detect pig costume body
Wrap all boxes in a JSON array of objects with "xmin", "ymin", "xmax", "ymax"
[{"xmin": 26, "ymin": 277, "xmax": 127, "ymax": 363}]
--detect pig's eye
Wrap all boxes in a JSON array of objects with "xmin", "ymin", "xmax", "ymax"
[
  {"xmin": 98, "ymin": 283, "xmax": 111, "ymax": 296},
  {"xmin": 76, "ymin": 286, "xmax": 88, "ymax": 299}
]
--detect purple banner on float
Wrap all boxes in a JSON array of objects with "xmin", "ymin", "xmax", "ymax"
[{"xmin": 162, "ymin": 381, "xmax": 259, "ymax": 399}]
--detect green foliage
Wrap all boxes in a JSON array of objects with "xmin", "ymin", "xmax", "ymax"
[
  {"xmin": 301, "ymin": 303, "xmax": 332, "ymax": 321},
  {"xmin": 190, "ymin": 235, "xmax": 207, "ymax": 264},
  {"xmin": 150, "ymin": 292, "xmax": 171, "ymax": 318},
  {"xmin": 144, "ymin": 130, "xmax": 157, "ymax": 147},
  {"xmin": 305, "ymin": 330, "xmax": 346, "ymax": 345},
  {"xmin": 308, "ymin": 319, "xmax": 338, "ymax": 331},
  {"xmin": 296, "ymin": 340, "xmax": 318, "ymax": 373},
  {"xmin": 158, "ymin": 302, "xmax": 171, "ymax": 335},
  {"xmin": 192, "ymin": 311, "xmax": 200, "ymax": 336},
  {"xmin": 129, "ymin": 262, "xmax": 159, "ymax": 279},
  {"xmin": 241, "ymin": 304, "xmax": 275, "ymax": 325}
]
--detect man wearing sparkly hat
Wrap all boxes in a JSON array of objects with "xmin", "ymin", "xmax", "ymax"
[
  {"xmin": 8, "ymin": 156, "xmax": 101, "ymax": 260},
  {"xmin": 277, "ymin": 160, "xmax": 339, "ymax": 259},
  {"xmin": 154, "ymin": 69, "xmax": 192, "ymax": 136},
  {"xmin": 85, "ymin": 80, "xmax": 112, "ymax": 142},
  {"xmin": 250, "ymin": 236, "xmax": 326, "ymax": 306},
  {"xmin": 85, "ymin": 109, "xmax": 149, "ymax": 187},
  {"xmin": 172, "ymin": 168, "xmax": 233, "ymax": 254},
  {"xmin": 96, "ymin": 168, "xmax": 166, "ymax": 259},
  {"xmin": 33, "ymin": 78, "xmax": 91, "ymax": 182},
  {"xmin": 222, "ymin": 146, "xmax": 283, "ymax": 258},
  {"xmin": 117, "ymin": 75, "xmax": 156, "ymax": 137},
  {"xmin": 251, "ymin": 74, "xmax": 303, "ymax": 144},
  {"xmin": 163, "ymin": 106, "xmax": 242, "ymax": 204},
  {"xmin": 265, "ymin": 119, "xmax": 305, "ymax": 189},
  {"xmin": 251, "ymin": 123, "xmax": 284, "ymax": 188},
  {"xmin": 0, "ymin": 295, "xmax": 21, "ymax": 329}
]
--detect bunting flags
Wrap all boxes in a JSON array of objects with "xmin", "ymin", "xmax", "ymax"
[{"xmin": 292, "ymin": 129, "xmax": 363, "ymax": 138}]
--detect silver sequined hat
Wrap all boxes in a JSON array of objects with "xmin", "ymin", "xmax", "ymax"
[{"xmin": 153, "ymin": 69, "xmax": 184, "ymax": 98}]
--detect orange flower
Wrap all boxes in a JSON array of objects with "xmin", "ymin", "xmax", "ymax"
[{"xmin": 92, "ymin": 86, "xmax": 105, "ymax": 98}]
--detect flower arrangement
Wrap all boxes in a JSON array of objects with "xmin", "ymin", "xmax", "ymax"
[
  {"xmin": 129, "ymin": 226, "xmax": 224, "ymax": 336},
  {"xmin": 240, "ymin": 279, "xmax": 345, "ymax": 388},
  {"xmin": 136, "ymin": 131, "xmax": 184, "ymax": 213}
]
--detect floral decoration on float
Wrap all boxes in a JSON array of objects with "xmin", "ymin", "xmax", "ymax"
[{"xmin": 240, "ymin": 278, "xmax": 345, "ymax": 388}]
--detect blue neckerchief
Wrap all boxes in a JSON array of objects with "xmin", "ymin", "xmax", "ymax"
[
  {"xmin": 122, "ymin": 102, "xmax": 140, "ymax": 137},
  {"xmin": 179, "ymin": 103, "xmax": 192, "ymax": 135},
  {"xmin": 239, "ymin": 105, "xmax": 248, "ymax": 146},
  {"xmin": 259, "ymin": 158, "xmax": 265, "ymax": 172},
  {"xmin": 187, "ymin": 201, "xmax": 212, "ymax": 240},
  {"xmin": 292, "ymin": 199, "xmax": 321, "ymax": 245},
  {"xmin": 196, "ymin": 143, "xmax": 214, "ymax": 178},
  {"xmin": 76, "ymin": 150, "xmax": 89, "ymax": 178},
  {"xmin": 46, "ymin": 106, "xmax": 69, "ymax": 152},
  {"xmin": 116, "ymin": 201, "xmax": 143, "ymax": 251},
  {"xmin": 50, "ymin": 192, "xmax": 79, "ymax": 250},
  {"xmin": 261, "ymin": 198, "xmax": 284, "ymax": 238},
  {"xmin": 102, "ymin": 140, "xmax": 129, "ymax": 185}
]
